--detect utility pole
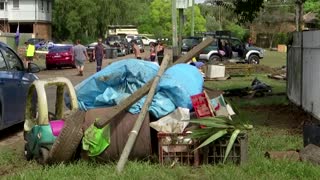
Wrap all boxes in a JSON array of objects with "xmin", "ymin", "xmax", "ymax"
[
  {"xmin": 191, "ymin": 0, "xmax": 194, "ymax": 36},
  {"xmin": 172, "ymin": 0, "xmax": 178, "ymax": 59},
  {"xmin": 178, "ymin": 9, "xmax": 183, "ymax": 55},
  {"xmin": 295, "ymin": 0, "xmax": 303, "ymax": 31}
]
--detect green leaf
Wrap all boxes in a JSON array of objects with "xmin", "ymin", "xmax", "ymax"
[
  {"xmin": 194, "ymin": 129, "xmax": 228, "ymax": 151},
  {"xmin": 189, "ymin": 119, "xmax": 234, "ymax": 129},
  {"xmin": 223, "ymin": 129, "xmax": 241, "ymax": 164}
]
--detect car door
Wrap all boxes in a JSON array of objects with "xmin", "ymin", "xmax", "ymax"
[
  {"xmin": 230, "ymin": 39, "xmax": 244, "ymax": 58},
  {"xmin": 0, "ymin": 47, "xmax": 32, "ymax": 129}
]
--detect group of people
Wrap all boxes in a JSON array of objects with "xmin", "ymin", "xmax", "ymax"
[
  {"xmin": 149, "ymin": 41, "xmax": 164, "ymax": 65},
  {"xmin": 131, "ymin": 40, "xmax": 164, "ymax": 65},
  {"xmin": 72, "ymin": 38, "xmax": 104, "ymax": 76},
  {"xmin": 72, "ymin": 38, "xmax": 166, "ymax": 76}
]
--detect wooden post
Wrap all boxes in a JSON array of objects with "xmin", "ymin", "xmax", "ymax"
[
  {"xmin": 94, "ymin": 37, "xmax": 214, "ymax": 128},
  {"xmin": 116, "ymin": 54, "xmax": 170, "ymax": 173},
  {"xmin": 172, "ymin": 0, "xmax": 178, "ymax": 58}
]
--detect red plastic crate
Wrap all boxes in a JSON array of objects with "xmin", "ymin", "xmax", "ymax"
[
  {"xmin": 190, "ymin": 92, "xmax": 214, "ymax": 118},
  {"xmin": 158, "ymin": 132, "xmax": 200, "ymax": 166}
]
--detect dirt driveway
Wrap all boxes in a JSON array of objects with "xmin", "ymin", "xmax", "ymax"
[{"xmin": 0, "ymin": 51, "xmax": 149, "ymax": 150}]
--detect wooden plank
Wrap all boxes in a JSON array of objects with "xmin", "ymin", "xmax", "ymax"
[
  {"xmin": 94, "ymin": 37, "xmax": 214, "ymax": 128},
  {"xmin": 116, "ymin": 50, "xmax": 170, "ymax": 172}
]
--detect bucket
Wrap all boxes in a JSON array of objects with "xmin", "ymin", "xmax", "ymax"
[
  {"xmin": 83, "ymin": 107, "xmax": 151, "ymax": 160},
  {"xmin": 303, "ymin": 123, "xmax": 320, "ymax": 147},
  {"xmin": 49, "ymin": 120, "xmax": 65, "ymax": 137}
]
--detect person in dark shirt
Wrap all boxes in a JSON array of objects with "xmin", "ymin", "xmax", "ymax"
[{"xmin": 93, "ymin": 38, "xmax": 105, "ymax": 72}]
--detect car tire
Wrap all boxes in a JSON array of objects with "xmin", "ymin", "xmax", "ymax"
[
  {"xmin": 48, "ymin": 110, "xmax": 85, "ymax": 164},
  {"xmin": 46, "ymin": 64, "xmax": 52, "ymax": 70},
  {"xmin": 209, "ymin": 55, "xmax": 222, "ymax": 64},
  {"xmin": 248, "ymin": 54, "xmax": 260, "ymax": 64},
  {"xmin": 37, "ymin": 147, "xmax": 49, "ymax": 165}
]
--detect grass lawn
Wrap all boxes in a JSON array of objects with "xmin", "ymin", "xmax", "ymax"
[
  {"xmin": 260, "ymin": 50, "xmax": 287, "ymax": 68},
  {"xmin": 2, "ymin": 51, "xmax": 316, "ymax": 179}
]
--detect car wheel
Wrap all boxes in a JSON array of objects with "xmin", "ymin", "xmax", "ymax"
[
  {"xmin": 37, "ymin": 147, "xmax": 49, "ymax": 165},
  {"xmin": 46, "ymin": 64, "xmax": 52, "ymax": 70},
  {"xmin": 248, "ymin": 54, "xmax": 260, "ymax": 64},
  {"xmin": 209, "ymin": 55, "xmax": 222, "ymax": 64}
]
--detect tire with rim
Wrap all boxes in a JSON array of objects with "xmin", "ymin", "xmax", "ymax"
[
  {"xmin": 248, "ymin": 54, "xmax": 260, "ymax": 64},
  {"xmin": 48, "ymin": 110, "xmax": 85, "ymax": 164},
  {"xmin": 208, "ymin": 55, "xmax": 222, "ymax": 64}
]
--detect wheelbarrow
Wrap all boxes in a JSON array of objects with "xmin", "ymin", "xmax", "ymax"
[{"xmin": 23, "ymin": 77, "xmax": 79, "ymax": 164}]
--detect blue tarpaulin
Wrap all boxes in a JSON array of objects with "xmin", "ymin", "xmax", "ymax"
[{"xmin": 74, "ymin": 59, "xmax": 203, "ymax": 118}]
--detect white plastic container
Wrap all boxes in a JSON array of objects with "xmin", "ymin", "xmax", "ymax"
[{"xmin": 206, "ymin": 65, "xmax": 225, "ymax": 78}]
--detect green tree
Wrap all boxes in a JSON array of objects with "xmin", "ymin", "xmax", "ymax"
[
  {"xmin": 304, "ymin": 0, "xmax": 320, "ymax": 14},
  {"xmin": 184, "ymin": 5, "xmax": 207, "ymax": 35}
]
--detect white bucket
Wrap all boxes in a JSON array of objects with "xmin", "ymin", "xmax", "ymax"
[{"xmin": 206, "ymin": 65, "xmax": 225, "ymax": 78}]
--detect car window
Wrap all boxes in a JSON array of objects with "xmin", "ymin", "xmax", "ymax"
[
  {"xmin": 0, "ymin": 52, "xmax": 7, "ymax": 71},
  {"xmin": 49, "ymin": 46, "xmax": 72, "ymax": 53},
  {"xmin": 1, "ymin": 47, "xmax": 24, "ymax": 71},
  {"xmin": 231, "ymin": 39, "xmax": 242, "ymax": 47}
]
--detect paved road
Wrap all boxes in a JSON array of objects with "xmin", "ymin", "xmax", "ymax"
[{"xmin": 0, "ymin": 50, "xmax": 150, "ymax": 149}]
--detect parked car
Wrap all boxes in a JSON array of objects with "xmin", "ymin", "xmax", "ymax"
[
  {"xmin": 0, "ymin": 42, "xmax": 40, "ymax": 130},
  {"xmin": 130, "ymin": 38, "xmax": 145, "ymax": 53},
  {"xmin": 105, "ymin": 35, "xmax": 121, "ymax": 46},
  {"xmin": 199, "ymin": 31, "xmax": 264, "ymax": 64},
  {"xmin": 139, "ymin": 35, "xmax": 157, "ymax": 46},
  {"xmin": 120, "ymin": 38, "xmax": 132, "ymax": 55},
  {"xmin": 181, "ymin": 36, "xmax": 203, "ymax": 54},
  {"xmin": 45, "ymin": 45, "xmax": 75, "ymax": 69},
  {"xmin": 27, "ymin": 38, "xmax": 46, "ymax": 50},
  {"xmin": 86, "ymin": 42, "xmax": 110, "ymax": 61}
]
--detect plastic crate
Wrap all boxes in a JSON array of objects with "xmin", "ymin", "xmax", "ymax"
[
  {"xmin": 202, "ymin": 133, "xmax": 248, "ymax": 165},
  {"xmin": 158, "ymin": 132, "xmax": 200, "ymax": 166},
  {"xmin": 190, "ymin": 92, "xmax": 214, "ymax": 118}
]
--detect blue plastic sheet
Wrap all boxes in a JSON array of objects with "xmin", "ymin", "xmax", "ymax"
[{"xmin": 73, "ymin": 59, "xmax": 203, "ymax": 118}]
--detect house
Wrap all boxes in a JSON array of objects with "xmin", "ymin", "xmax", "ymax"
[{"xmin": 0, "ymin": 0, "xmax": 52, "ymax": 40}]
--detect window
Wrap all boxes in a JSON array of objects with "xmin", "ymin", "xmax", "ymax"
[
  {"xmin": 0, "ymin": 53, "xmax": 7, "ymax": 71},
  {"xmin": 0, "ymin": 2, "xmax": 4, "ymax": 10},
  {"xmin": 2, "ymin": 47, "xmax": 23, "ymax": 71},
  {"xmin": 13, "ymin": 0, "xmax": 19, "ymax": 8},
  {"xmin": 47, "ymin": 0, "xmax": 49, "ymax": 12}
]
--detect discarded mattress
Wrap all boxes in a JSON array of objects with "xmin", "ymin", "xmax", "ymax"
[{"xmin": 73, "ymin": 59, "xmax": 203, "ymax": 118}]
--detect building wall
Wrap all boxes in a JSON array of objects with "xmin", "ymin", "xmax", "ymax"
[
  {"xmin": 34, "ymin": 22, "xmax": 51, "ymax": 39},
  {"xmin": 5, "ymin": 0, "xmax": 52, "ymax": 22}
]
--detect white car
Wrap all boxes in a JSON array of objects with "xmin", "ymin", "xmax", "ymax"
[{"xmin": 140, "ymin": 36, "xmax": 157, "ymax": 46}]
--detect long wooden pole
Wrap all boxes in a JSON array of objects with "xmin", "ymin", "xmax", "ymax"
[
  {"xmin": 94, "ymin": 37, "xmax": 214, "ymax": 128},
  {"xmin": 172, "ymin": 0, "xmax": 178, "ymax": 58},
  {"xmin": 116, "ymin": 54, "xmax": 171, "ymax": 173}
]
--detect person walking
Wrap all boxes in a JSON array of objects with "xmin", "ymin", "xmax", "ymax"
[
  {"xmin": 132, "ymin": 40, "xmax": 141, "ymax": 59},
  {"xmin": 156, "ymin": 41, "xmax": 164, "ymax": 65},
  {"xmin": 149, "ymin": 42, "xmax": 156, "ymax": 62},
  {"xmin": 73, "ymin": 39, "xmax": 88, "ymax": 76},
  {"xmin": 25, "ymin": 41, "xmax": 35, "ymax": 70},
  {"xmin": 93, "ymin": 38, "xmax": 105, "ymax": 72}
]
